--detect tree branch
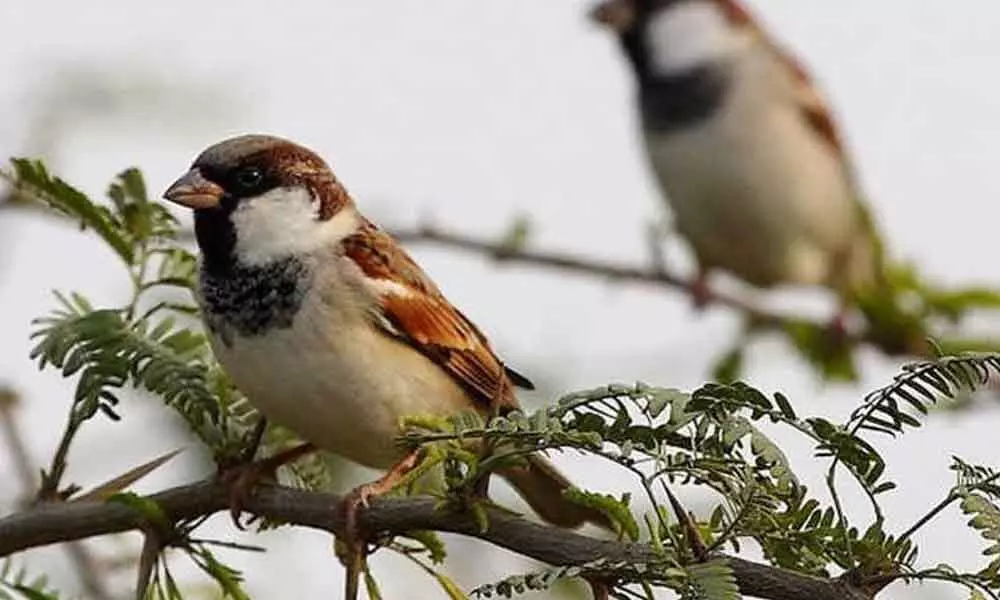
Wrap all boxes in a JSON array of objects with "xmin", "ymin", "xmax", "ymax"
[
  {"xmin": 0, "ymin": 480, "xmax": 872, "ymax": 600},
  {"xmin": 391, "ymin": 223, "xmax": 935, "ymax": 358},
  {"xmin": 0, "ymin": 387, "xmax": 116, "ymax": 600}
]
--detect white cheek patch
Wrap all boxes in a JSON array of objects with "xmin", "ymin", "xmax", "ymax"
[
  {"xmin": 647, "ymin": 2, "xmax": 745, "ymax": 74},
  {"xmin": 231, "ymin": 187, "xmax": 360, "ymax": 265}
]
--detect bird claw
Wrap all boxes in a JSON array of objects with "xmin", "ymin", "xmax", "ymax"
[
  {"xmin": 217, "ymin": 442, "xmax": 316, "ymax": 531},
  {"xmin": 219, "ymin": 461, "xmax": 272, "ymax": 531},
  {"xmin": 341, "ymin": 483, "xmax": 377, "ymax": 553},
  {"xmin": 689, "ymin": 274, "xmax": 713, "ymax": 310},
  {"xmin": 827, "ymin": 311, "xmax": 849, "ymax": 339},
  {"xmin": 337, "ymin": 484, "xmax": 383, "ymax": 600}
]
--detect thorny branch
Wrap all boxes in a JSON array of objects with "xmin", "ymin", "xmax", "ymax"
[
  {"xmin": 0, "ymin": 388, "xmax": 116, "ymax": 600},
  {"xmin": 0, "ymin": 480, "xmax": 876, "ymax": 600}
]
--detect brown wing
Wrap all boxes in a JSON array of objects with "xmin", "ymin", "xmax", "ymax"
[
  {"xmin": 714, "ymin": 0, "xmax": 845, "ymax": 155},
  {"xmin": 774, "ymin": 47, "xmax": 845, "ymax": 155},
  {"xmin": 342, "ymin": 220, "xmax": 530, "ymax": 412}
]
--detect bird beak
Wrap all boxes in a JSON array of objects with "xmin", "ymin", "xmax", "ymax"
[
  {"xmin": 588, "ymin": 0, "xmax": 635, "ymax": 32},
  {"xmin": 163, "ymin": 169, "xmax": 224, "ymax": 210}
]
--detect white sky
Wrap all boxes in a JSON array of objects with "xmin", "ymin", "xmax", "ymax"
[{"xmin": 1, "ymin": 1, "xmax": 999, "ymax": 598}]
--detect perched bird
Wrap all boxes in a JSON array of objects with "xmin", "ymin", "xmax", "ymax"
[
  {"xmin": 591, "ymin": 0, "xmax": 883, "ymax": 309},
  {"xmin": 163, "ymin": 134, "xmax": 607, "ymax": 532}
]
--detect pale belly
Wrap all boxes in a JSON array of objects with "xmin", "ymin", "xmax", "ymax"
[
  {"xmin": 205, "ymin": 284, "xmax": 473, "ymax": 470},
  {"xmin": 643, "ymin": 69, "xmax": 859, "ymax": 287}
]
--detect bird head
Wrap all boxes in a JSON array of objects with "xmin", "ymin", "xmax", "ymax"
[
  {"xmin": 164, "ymin": 135, "xmax": 355, "ymax": 272},
  {"xmin": 590, "ymin": 0, "xmax": 752, "ymax": 77}
]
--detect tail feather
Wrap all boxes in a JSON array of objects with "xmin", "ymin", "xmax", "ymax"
[{"xmin": 499, "ymin": 454, "xmax": 614, "ymax": 531}]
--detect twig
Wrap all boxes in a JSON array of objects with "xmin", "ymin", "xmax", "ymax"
[
  {"xmin": 391, "ymin": 224, "xmax": 860, "ymax": 340},
  {"xmin": 0, "ymin": 480, "xmax": 871, "ymax": 600},
  {"xmin": 0, "ymin": 389, "xmax": 35, "ymax": 495},
  {"xmin": 661, "ymin": 484, "xmax": 707, "ymax": 561},
  {"xmin": 0, "ymin": 387, "xmax": 117, "ymax": 600},
  {"xmin": 134, "ymin": 532, "xmax": 160, "ymax": 600}
]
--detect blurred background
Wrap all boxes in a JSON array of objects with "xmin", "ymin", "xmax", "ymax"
[{"xmin": 1, "ymin": 1, "xmax": 999, "ymax": 598}]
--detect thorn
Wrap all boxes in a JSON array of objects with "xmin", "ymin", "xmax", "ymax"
[
  {"xmin": 664, "ymin": 485, "xmax": 708, "ymax": 561},
  {"xmin": 75, "ymin": 448, "xmax": 184, "ymax": 502}
]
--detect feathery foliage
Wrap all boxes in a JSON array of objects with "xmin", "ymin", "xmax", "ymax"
[
  {"xmin": 6, "ymin": 159, "xmax": 1000, "ymax": 599},
  {"xmin": 0, "ymin": 562, "xmax": 63, "ymax": 600}
]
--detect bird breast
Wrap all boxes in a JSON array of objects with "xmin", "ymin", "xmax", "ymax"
[
  {"xmin": 200, "ymin": 253, "xmax": 473, "ymax": 470},
  {"xmin": 644, "ymin": 50, "xmax": 860, "ymax": 287}
]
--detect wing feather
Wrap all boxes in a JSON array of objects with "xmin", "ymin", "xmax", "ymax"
[
  {"xmin": 715, "ymin": 0, "xmax": 845, "ymax": 154},
  {"xmin": 341, "ymin": 221, "xmax": 530, "ymax": 412}
]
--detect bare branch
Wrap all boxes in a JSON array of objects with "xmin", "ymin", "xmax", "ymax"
[
  {"xmin": 0, "ymin": 480, "xmax": 872, "ymax": 600},
  {"xmin": 391, "ymin": 223, "xmax": 932, "ymax": 358},
  {"xmin": 0, "ymin": 387, "xmax": 117, "ymax": 600}
]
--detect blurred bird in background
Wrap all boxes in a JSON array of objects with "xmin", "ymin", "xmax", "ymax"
[{"xmin": 590, "ymin": 0, "xmax": 886, "ymax": 331}]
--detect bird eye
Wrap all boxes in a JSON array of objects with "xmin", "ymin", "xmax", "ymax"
[{"xmin": 234, "ymin": 166, "xmax": 264, "ymax": 190}]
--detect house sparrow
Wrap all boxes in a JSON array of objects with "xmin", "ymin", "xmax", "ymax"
[
  {"xmin": 163, "ymin": 134, "xmax": 607, "ymax": 534},
  {"xmin": 591, "ymin": 0, "xmax": 883, "ymax": 308}
]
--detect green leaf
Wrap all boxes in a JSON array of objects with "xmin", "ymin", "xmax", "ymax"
[
  {"xmin": 10, "ymin": 158, "xmax": 134, "ymax": 264},
  {"xmin": 872, "ymin": 482, "xmax": 897, "ymax": 495},
  {"xmin": 685, "ymin": 559, "xmax": 739, "ymax": 600},
  {"xmin": 784, "ymin": 320, "xmax": 858, "ymax": 382},
  {"xmin": 711, "ymin": 346, "xmax": 744, "ymax": 384},
  {"xmin": 399, "ymin": 530, "xmax": 448, "ymax": 564},
  {"xmin": 363, "ymin": 566, "xmax": 384, "ymax": 600},
  {"xmin": 106, "ymin": 492, "xmax": 170, "ymax": 530},
  {"xmin": 429, "ymin": 571, "xmax": 469, "ymax": 600},
  {"xmin": 563, "ymin": 488, "xmax": 639, "ymax": 541},
  {"xmin": 773, "ymin": 392, "xmax": 796, "ymax": 420}
]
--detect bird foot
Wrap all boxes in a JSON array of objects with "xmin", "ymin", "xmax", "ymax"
[
  {"xmin": 338, "ymin": 453, "xmax": 421, "ymax": 600},
  {"xmin": 689, "ymin": 274, "xmax": 713, "ymax": 310},
  {"xmin": 339, "ymin": 450, "xmax": 422, "ymax": 553},
  {"xmin": 826, "ymin": 311, "xmax": 850, "ymax": 342},
  {"xmin": 341, "ymin": 482, "xmax": 379, "ymax": 554},
  {"xmin": 217, "ymin": 442, "xmax": 316, "ymax": 530},
  {"xmin": 219, "ymin": 462, "xmax": 270, "ymax": 531}
]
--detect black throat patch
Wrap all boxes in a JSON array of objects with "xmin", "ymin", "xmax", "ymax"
[
  {"xmin": 616, "ymin": 23, "xmax": 732, "ymax": 133},
  {"xmin": 199, "ymin": 257, "xmax": 312, "ymax": 345},
  {"xmin": 639, "ymin": 65, "xmax": 730, "ymax": 133}
]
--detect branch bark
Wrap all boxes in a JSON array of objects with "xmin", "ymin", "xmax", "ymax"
[
  {"xmin": 0, "ymin": 387, "xmax": 116, "ymax": 600},
  {"xmin": 0, "ymin": 480, "xmax": 872, "ymax": 600}
]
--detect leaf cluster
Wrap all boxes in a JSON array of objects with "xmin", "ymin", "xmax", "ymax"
[{"xmin": 9, "ymin": 159, "xmax": 1000, "ymax": 599}]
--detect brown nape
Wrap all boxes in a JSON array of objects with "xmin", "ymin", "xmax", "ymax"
[
  {"xmin": 247, "ymin": 138, "xmax": 352, "ymax": 219},
  {"xmin": 713, "ymin": 0, "xmax": 754, "ymax": 28},
  {"xmin": 310, "ymin": 176, "xmax": 352, "ymax": 221}
]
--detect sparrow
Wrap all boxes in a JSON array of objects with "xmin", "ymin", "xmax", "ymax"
[
  {"xmin": 162, "ymin": 134, "xmax": 608, "ymax": 534},
  {"xmin": 590, "ymin": 0, "xmax": 884, "ymax": 309}
]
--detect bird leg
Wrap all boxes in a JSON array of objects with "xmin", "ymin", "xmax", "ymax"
[
  {"xmin": 341, "ymin": 450, "xmax": 423, "ymax": 600},
  {"xmin": 341, "ymin": 450, "xmax": 422, "ymax": 548},
  {"xmin": 827, "ymin": 308, "xmax": 850, "ymax": 340},
  {"xmin": 688, "ymin": 269, "xmax": 713, "ymax": 310},
  {"xmin": 219, "ymin": 442, "xmax": 317, "ymax": 529}
]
